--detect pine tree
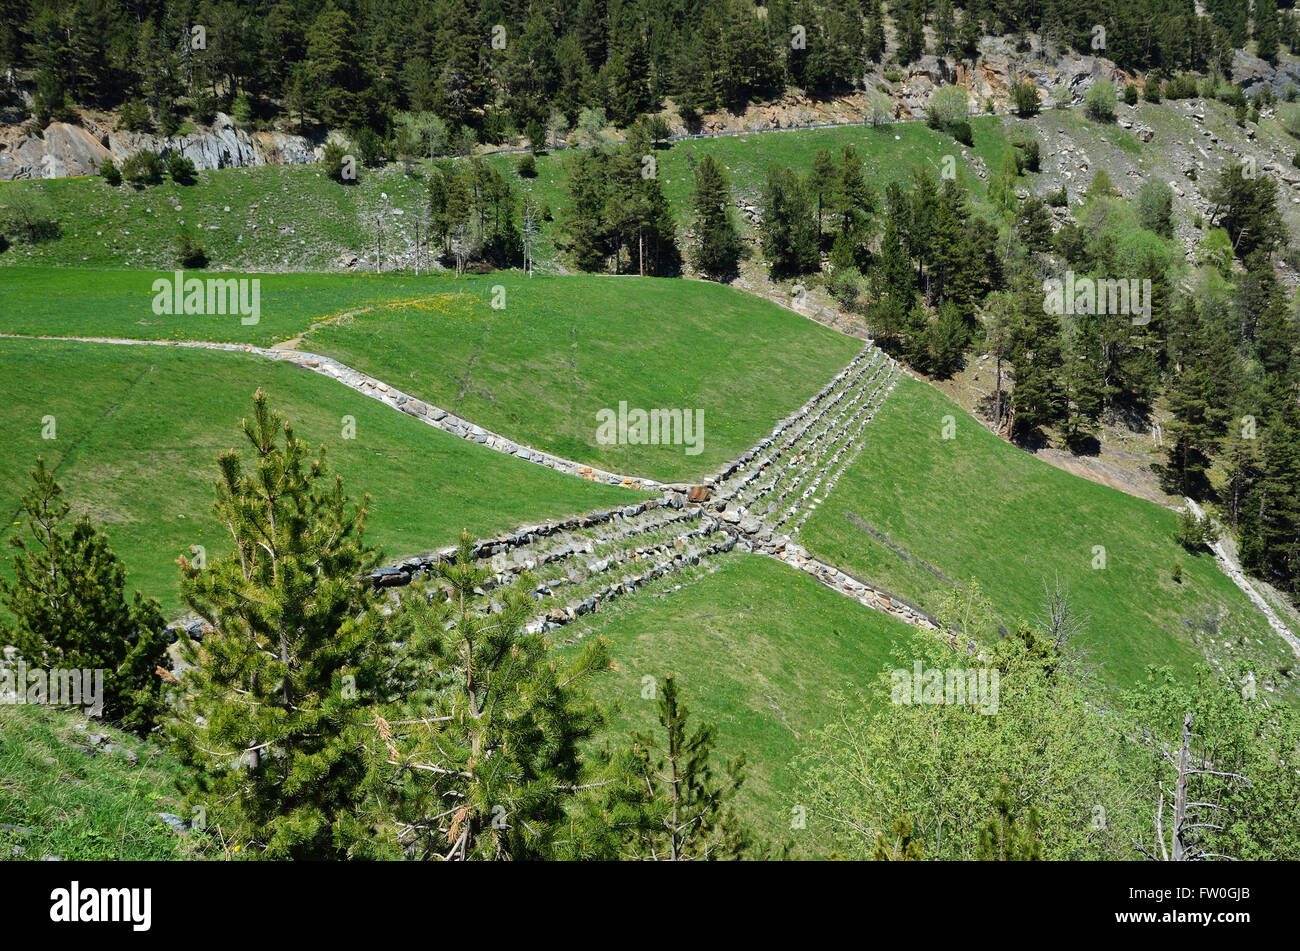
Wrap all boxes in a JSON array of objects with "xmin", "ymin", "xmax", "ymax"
[
  {"xmin": 933, "ymin": 0, "xmax": 957, "ymax": 54},
  {"xmin": 926, "ymin": 299, "xmax": 969, "ymax": 379},
  {"xmin": 691, "ymin": 153, "xmax": 741, "ymax": 279},
  {"xmin": 0, "ymin": 458, "xmax": 169, "ymax": 735},
  {"xmin": 873, "ymin": 815, "xmax": 924, "ymax": 860},
  {"xmin": 166, "ymin": 391, "xmax": 388, "ymax": 859},
  {"xmin": 977, "ymin": 778, "xmax": 1043, "ymax": 860},
  {"xmin": 809, "ymin": 149, "xmax": 838, "ymax": 246},
  {"xmin": 378, "ymin": 532, "xmax": 612, "ymax": 860},
  {"xmin": 562, "ymin": 150, "xmax": 614, "ymax": 270},
  {"xmin": 613, "ymin": 674, "xmax": 750, "ymax": 860},
  {"xmin": 1240, "ymin": 393, "xmax": 1300, "ymax": 594},
  {"xmin": 989, "ymin": 149, "xmax": 1021, "ymax": 217},
  {"xmin": 759, "ymin": 165, "xmax": 818, "ymax": 278},
  {"xmin": 1061, "ymin": 332, "xmax": 1106, "ymax": 451},
  {"xmin": 1008, "ymin": 277, "xmax": 1066, "ymax": 440},
  {"xmin": 608, "ymin": 132, "xmax": 679, "ymax": 276},
  {"xmin": 1255, "ymin": 0, "xmax": 1282, "ymax": 63},
  {"xmin": 1208, "ymin": 163, "xmax": 1286, "ymax": 260},
  {"xmin": 870, "ymin": 217, "xmax": 918, "ymax": 349},
  {"xmin": 863, "ymin": 0, "xmax": 886, "ymax": 63},
  {"xmin": 1017, "ymin": 195, "xmax": 1054, "ymax": 252},
  {"xmin": 835, "ymin": 145, "xmax": 877, "ymax": 256}
]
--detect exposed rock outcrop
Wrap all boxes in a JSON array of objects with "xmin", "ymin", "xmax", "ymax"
[{"xmin": 0, "ymin": 112, "xmax": 322, "ymax": 181}]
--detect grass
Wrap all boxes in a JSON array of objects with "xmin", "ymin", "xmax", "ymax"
[
  {"xmin": 0, "ymin": 161, "xmax": 432, "ymax": 272},
  {"xmin": 0, "ymin": 266, "xmax": 863, "ymax": 482},
  {"xmin": 0, "ymin": 265, "xmax": 482, "ymax": 345},
  {"xmin": 799, "ymin": 375, "xmax": 1294, "ymax": 694},
  {"xmin": 1, "ymin": 117, "xmax": 1015, "ymax": 274},
  {"xmin": 0, "ymin": 338, "xmax": 641, "ymax": 614},
  {"xmin": 558, "ymin": 552, "xmax": 921, "ymax": 854},
  {"xmin": 0, "ymin": 705, "xmax": 191, "ymax": 860},
  {"xmin": 302, "ymin": 272, "xmax": 863, "ymax": 483},
  {"xmin": 494, "ymin": 116, "xmax": 1014, "ymax": 262}
]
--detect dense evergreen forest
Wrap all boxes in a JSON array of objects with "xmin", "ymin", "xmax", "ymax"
[{"xmin": 1, "ymin": 0, "xmax": 1294, "ymax": 142}]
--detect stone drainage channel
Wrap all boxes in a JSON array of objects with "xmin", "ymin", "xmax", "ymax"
[
  {"xmin": 13, "ymin": 332, "xmax": 938, "ymax": 640},
  {"xmin": 367, "ymin": 344, "xmax": 940, "ymax": 635}
]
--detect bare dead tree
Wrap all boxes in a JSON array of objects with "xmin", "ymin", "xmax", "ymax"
[
  {"xmin": 418, "ymin": 208, "xmax": 433, "ymax": 274},
  {"xmin": 1034, "ymin": 573, "xmax": 1098, "ymax": 675},
  {"xmin": 451, "ymin": 221, "xmax": 468, "ymax": 277},
  {"xmin": 522, "ymin": 197, "xmax": 539, "ymax": 278},
  {"xmin": 1133, "ymin": 713, "xmax": 1248, "ymax": 861},
  {"xmin": 412, "ymin": 214, "xmax": 420, "ymax": 276}
]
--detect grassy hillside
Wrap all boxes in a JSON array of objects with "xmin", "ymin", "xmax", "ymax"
[
  {"xmin": 0, "ymin": 160, "xmax": 427, "ymax": 272},
  {"xmin": 0, "ymin": 705, "xmax": 191, "ymax": 860},
  {"xmin": 0, "ymin": 117, "xmax": 1014, "ymax": 274},
  {"xmin": 559, "ymin": 552, "xmax": 922, "ymax": 854},
  {"xmin": 0, "ymin": 267, "xmax": 864, "ymax": 482},
  {"xmin": 487, "ymin": 116, "xmax": 1016, "ymax": 260},
  {"xmin": 0, "ymin": 338, "xmax": 641, "ymax": 613},
  {"xmin": 302, "ymin": 273, "xmax": 863, "ymax": 482},
  {"xmin": 0, "ymin": 265, "xmax": 431, "ymax": 345},
  {"xmin": 799, "ymin": 375, "xmax": 1295, "ymax": 695}
]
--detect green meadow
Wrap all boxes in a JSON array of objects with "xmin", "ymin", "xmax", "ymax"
[
  {"xmin": 0, "ymin": 338, "xmax": 641, "ymax": 613},
  {"xmin": 560, "ymin": 552, "xmax": 921, "ymax": 854},
  {"xmin": 799, "ymin": 375, "xmax": 1291, "ymax": 692}
]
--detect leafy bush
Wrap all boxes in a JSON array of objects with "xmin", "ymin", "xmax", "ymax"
[
  {"xmin": 1123, "ymin": 83, "xmax": 1139, "ymax": 105},
  {"xmin": 948, "ymin": 119, "xmax": 974, "ymax": 146},
  {"xmin": 1084, "ymin": 80, "xmax": 1116, "ymax": 122},
  {"xmin": 119, "ymin": 98, "xmax": 153, "ymax": 133},
  {"xmin": 1176, "ymin": 510, "xmax": 1217, "ymax": 552},
  {"xmin": 827, "ymin": 265, "xmax": 863, "ymax": 308},
  {"xmin": 0, "ymin": 188, "xmax": 61, "ymax": 243},
  {"xmin": 1045, "ymin": 186, "xmax": 1068, "ymax": 207},
  {"xmin": 1217, "ymin": 84, "xmax": 1247, "ymax": 108},
  {"xmin": 120, "ymin": 149, "xmax": 164, "ymax": 187},
  {"xmin": 175, "ymin": 229, "xmax": 208, "ymax": 268},
  {"xmin": 99, "ymin": 157, "xmax": 122, "ymax": 186},
  {"xmin": 351, "ymin": 127, "xmax": 391, "ymax": 167},
  {"xmin": 1136, "ymin": 180, "xmax": 1174, "ymax": 237},
  {"xmin": 1011, "ymin": 81, "xmax": 1041, "ymax": 116},
  {"xmin": 1143, "ymin": 80, "xmax": 1162, "ymax": 103},
  {"xmin": 166, "ymin": 152, "xmax": 197, "ymax": 185},
  {"xmin": 231, "ymin": 93, "xmax": 253, "ymax": 126},
  {"xmin": 191, "ymin": 90, "xmax": 218, "ymax": 125},
  {"xmin": 1014, "ymin": 137, "xmax": 1041, "ymax": 173},
  {"xmin": 1163, "ymin": 73, "xmax": 1199, "ymax": 99},
  {"xmin": 322, "ymin": 140, "xmax": 355, "ymax": 182},
  {"xmin": 33, "ymin": 69, "xmax": 76, "ymax": 126},
  {"xmin": 516, "ymin": 152, "xmax": 536, "ymax": 177},
  {"xmin": 926, "ymin": 86, "xmax": 969, "ymax": 129},
  {"xmin": 156, "ymin": 99, "xmax": 181, "ymax": 137},
  {"xmin": 639, "ymin": 114, "xmax": 671, "ymax": 145}
]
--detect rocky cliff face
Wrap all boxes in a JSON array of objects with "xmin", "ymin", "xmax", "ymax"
[
  {"xmin": 0, "ymin": 111, "xmax": 322, "ymax": 181},
  {"xmin": 681, "ymin": 37, "xmax": 1131, "ymax": 135},
  {"xmin": 1232, "ymin": 50, "xmax": 1300, "ymax": 98}
]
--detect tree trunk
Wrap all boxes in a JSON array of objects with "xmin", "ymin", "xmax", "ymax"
[{"xmin": 993, "ymin": 351, "xmax": 1003, "ymax": 434}]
